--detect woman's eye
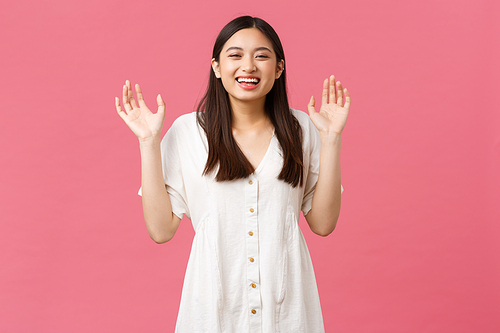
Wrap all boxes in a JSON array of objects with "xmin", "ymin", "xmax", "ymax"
[
  {"xmin": 229, "ymin": 54, "xmax": 241, "ymax": 58},
  {"xmin": 256, "ymin": 55, "xmax": 269, "ymax": 58}
]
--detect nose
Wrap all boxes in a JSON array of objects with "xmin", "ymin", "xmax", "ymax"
[{"xmin": 241, "ymin": 55, "xmax": 256, "ymax": 72}]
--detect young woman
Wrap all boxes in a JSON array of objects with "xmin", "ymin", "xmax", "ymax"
[{"xmin": 116, "ymin": 16, "xmax": 350, "ymax": 333}]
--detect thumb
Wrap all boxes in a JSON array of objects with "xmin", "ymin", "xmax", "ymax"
[
  {"xmin": 307, "ymin": 96, "xmax": 316, "ymax": 117},
  {"xmin": 157, "ymin": 94, "xmax": 166, "ymax": 116}
]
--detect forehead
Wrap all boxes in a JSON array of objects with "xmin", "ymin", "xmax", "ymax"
[{"xmin": 223, "ymin": 28, "xmax": 274, "ymax": 52}]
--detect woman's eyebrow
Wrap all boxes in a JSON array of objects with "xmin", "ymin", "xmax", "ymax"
[
  {"xmin": 255, "ymin": 47, "xmax": 272, "ymax": 53},
  {"xmin": 225, "ymin": 46, "xmax": 243, "ymax": 52},
  {"xmin": 225, "ymin": 46, "xmax": 273, "ymax": 53}
]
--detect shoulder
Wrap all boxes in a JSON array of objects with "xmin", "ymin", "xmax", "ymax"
[
  {"xmin": 290, "ymin": 108, "xmax": 320, "ymax": 153},
  {"xmin": 290, "ymin": 108, "xmax": 309, "ymax": 123},
  {"xmin": 162, "ymin": 112, "xmax": 207, "ymax": 154},
  {"xmin": 161, "ymin": 112, "xmax": 198, "ymax": 147},
  {"xmin": 290, "ymin": 108, "xmax": 316, "ymax": 136},
  {"xmin": 169, "ymin": 112, "xmax": 198, "ymax": 132},
  {"xmin": 163, "ymin": 112, "xmax": 200, "ymax": 140},
  {"xmin": 291, "ymin": 108, "xmax": 314, "ymax": 129}
]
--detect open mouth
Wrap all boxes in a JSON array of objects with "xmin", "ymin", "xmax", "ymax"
[{"xmin": 236, "ymin": 77, "xmax": 260, "ymax": 86}]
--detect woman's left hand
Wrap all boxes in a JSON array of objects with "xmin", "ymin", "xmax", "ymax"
[{"xmin": 307, "ymin": 75, "xmax": 351, "ymax": 136}]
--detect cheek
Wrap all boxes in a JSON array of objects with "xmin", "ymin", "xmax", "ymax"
[
  {"xmin": 220, "ymin": 74, "xmax": 235, "ymax": 91},
  {"xmin": 263, "ymin": 64, "xmax": 279, "ymax": 80},
  {"xmin": 263, "ymin": 66, "xmax": 278, "ymax": 84},
  {"xmin": 263, "ymin": 81, "xmax": 275, "ymax": 95},
  {"xmin": 219, "ymin": 64, "xmax": 236, "ymax": 82}
]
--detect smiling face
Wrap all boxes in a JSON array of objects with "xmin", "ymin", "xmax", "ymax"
[{"xmin": 211, "ymin": 28, "xmax": 284, "ymax": 109}]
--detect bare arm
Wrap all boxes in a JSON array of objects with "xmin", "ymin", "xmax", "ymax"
[
  {"xmin": 116, "ymin": 80, "xmax": 181, "ymax": 243},
  {"xmin": 139, "ymin": 138, "xmax": 181, "ymax": 243},
  {"xmin": 305, "ymin": 75, "xmax": 351, "ymax": 236}
]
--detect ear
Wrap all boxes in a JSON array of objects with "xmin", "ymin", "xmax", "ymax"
[
  {"xmin": 276, "ymin": 60, "xmax": 285, "ymax": 79},
  {"xmin": 211, "ymin": 58, "xmax": 221, "ymax": 78}
]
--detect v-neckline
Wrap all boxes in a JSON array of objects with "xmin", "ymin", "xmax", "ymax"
[{"xmin": 253, "ymin": 130, "xmax": 275, "ymax": 174}]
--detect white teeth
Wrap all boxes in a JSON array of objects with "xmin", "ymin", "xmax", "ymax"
[{"xmin": 237, "ymin": 78, "xmax": 259, "ymax": 83}]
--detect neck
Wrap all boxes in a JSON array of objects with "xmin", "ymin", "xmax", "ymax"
[{"xmin": 229, "ymin": 96, "xmax": 268, "ymax": 130}]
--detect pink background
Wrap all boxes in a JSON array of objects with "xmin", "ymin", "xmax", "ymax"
[{"xmin": 1, "ymin": 0, "xmax": 499, "ymax": 332}]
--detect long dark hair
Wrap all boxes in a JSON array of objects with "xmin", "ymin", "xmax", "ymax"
[{"xmin": 196, "ymin": 16, "xmax": 304, "ymax": 187}]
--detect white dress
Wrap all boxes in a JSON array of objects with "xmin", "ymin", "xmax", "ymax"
[{"xmin": 141, "ymin": 109, "xmax": 342, "ymax": 332}]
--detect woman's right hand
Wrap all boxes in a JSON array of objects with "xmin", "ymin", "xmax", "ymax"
[{"xmin": 115, "ymin": 80, "xmax": 165, "ymax": 142}]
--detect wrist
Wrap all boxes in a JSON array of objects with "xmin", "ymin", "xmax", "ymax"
[
  {"xmin": 320, "ymin": 132, "xmax": 342, "ymax": 145},
  {"xmin": 139, "ymin": 135, "xmax": 161, "ymax": 148}
]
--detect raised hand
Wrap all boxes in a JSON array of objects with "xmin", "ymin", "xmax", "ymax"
[
  {"xmin": 307, "ymin": 75, "xmax": 351, "ymax": 136},
  {"xmin": 115, "ymin": 80, "xmax": 166, "ymax": 142}
]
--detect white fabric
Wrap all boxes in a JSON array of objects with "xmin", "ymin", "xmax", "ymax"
[{"xmin": 140, "ymin": 109, "xmax": 343, "ymax": 332}]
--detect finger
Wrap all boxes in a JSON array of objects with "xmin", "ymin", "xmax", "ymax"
[
  {"xmin": 136, "ymin": 84, "xmax": 147, "ymax": 108},
  {"xmin": 115, "ymin": 97, "xmax": 128, "ymax": 120},
  {"xmin": 122, "ymin": 84, "xmax": 132, "ymax": 112},
  {"xmin": 336, "ymin": 81, "xmax": 344, "ymax": 105},
  {"xmin": 329, "ymin": 75, "xmax": 336, "ymax": 104},
  {"xmin": 157, "ymin": 94, "xmax": 166, "ymax": 116},
  {"xmin": 321, "ymin": 78, "xmax": 328, "ymax": 105},
  {"xmin": 344, "ymin": 88, "xmax": 351, "ymax": 110},
  {"xmin": 307, "ymin": 95, "xmax": 316, "ymax": 116},
  {"xmin": 127, "ymin": 80, "xmax": 138, "ymax": 109}
]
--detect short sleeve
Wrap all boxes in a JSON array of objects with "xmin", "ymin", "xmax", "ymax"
[
  {"xmin": 300, "ymin": 113, "xmax": 343, "ymax": 216},
  {"xmin": 138, "ymin": 121, "xmax": 190, "ymax": 220}
]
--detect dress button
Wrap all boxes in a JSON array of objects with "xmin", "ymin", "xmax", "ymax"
[
  {"xmin": 249, "ymin": 208, "xmax": 254, "ymax": 213},
  {"xmin": 248, "ymin": 180, "xmax": 253, "ymax": 185},
  {"xmin": 251, "ymin": 309, "xmax": 257, "ymax": 314},
  {"xmin": 251, "ymin": 283, "xmax": 256, "ymax": 288},
  {"xmin": 248, "ymin": 231, "xmax": 253, "ymax": 236},
  {"xmin": 249, "ymin": 257, "xmax": 254, "ymax": 262}
]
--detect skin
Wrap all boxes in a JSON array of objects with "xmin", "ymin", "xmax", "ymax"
[
  {"xmin": 211, "ymin": 28, "xmax": 284, "ymax": 168},
  {"xmin": 116, "ymin": 82, "xmax": 180, "ymax": 243},
  {"xmin": 306, "ymin": 76, "xmax": 350, "ymax": 235},
  {"xmin": 115, "ymin": 28, "xmax": 351, "ymax": 242}
]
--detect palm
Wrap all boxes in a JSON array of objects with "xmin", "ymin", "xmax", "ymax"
[
  {"xmin": 122, "ymin": 102, "xmax": 163, "ymax": 139},
  {"xmin": 116, "ymin": 80, "xmax": 165, "ymax": 141},
  {"xmin": 308, "ymin": 75, "xmax": 351, "ymax": 136}
]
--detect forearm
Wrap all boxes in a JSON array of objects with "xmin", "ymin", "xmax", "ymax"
[
  {"xmin": 305, "ymin": 134, "xmax": 342, "ymax": 236},
  {"xmin": 139, "ymin": 138, "xmax": 179, "ymax": 243}
]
